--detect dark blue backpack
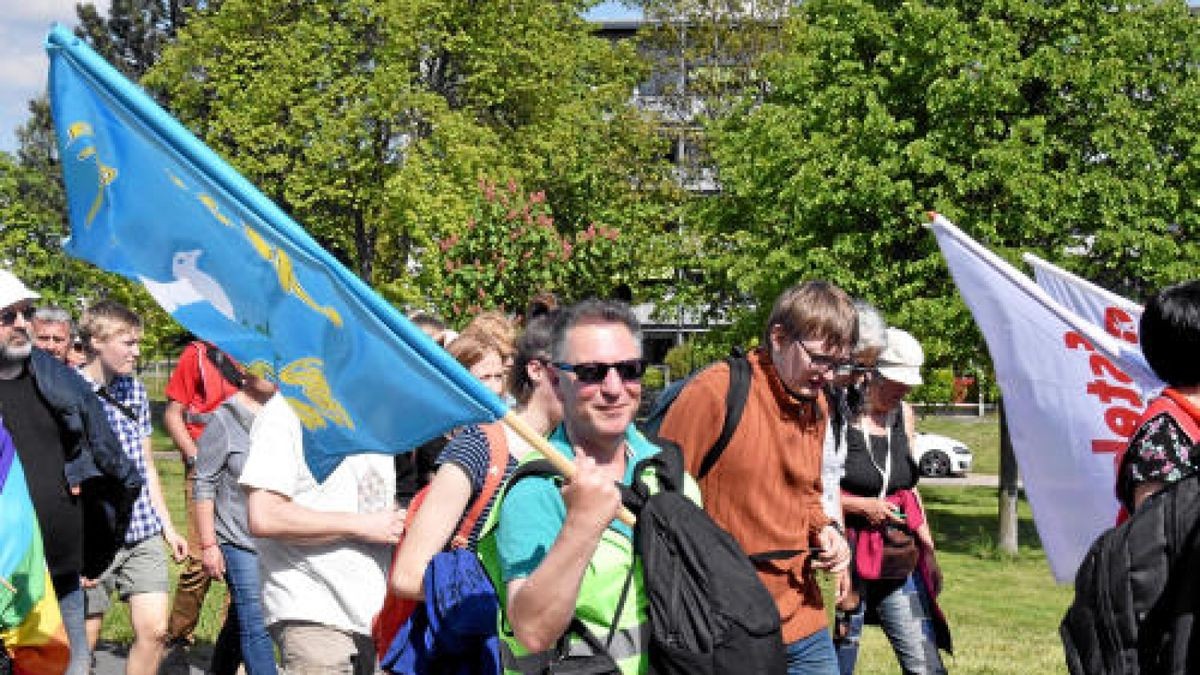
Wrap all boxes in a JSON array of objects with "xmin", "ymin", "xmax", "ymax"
[{"xmin": 639, "ymin": 350, "xmax": 752, "ymax": 479}]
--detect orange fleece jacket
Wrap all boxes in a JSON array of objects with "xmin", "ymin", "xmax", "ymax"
[{"xmin": 657, "ymin": 348, "xmax": 833, "ymax": 643}]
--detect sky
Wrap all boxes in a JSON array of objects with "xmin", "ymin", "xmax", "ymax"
[
  {"xmin": 0, "ymin": 0, "xmax": 638, "ymax": 155},
  {"xmin": 0, "ymin": 0, "xmax": 112, "ymax": 153}
]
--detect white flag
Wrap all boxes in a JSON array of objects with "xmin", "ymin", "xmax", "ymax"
[
  {"xmin": 1025, "ymin": 252, "xmax": 1146, "ymax": 349},
  {"xmin": 929, "ymin": 215, "xmax": 1158, "ymax": 582}
]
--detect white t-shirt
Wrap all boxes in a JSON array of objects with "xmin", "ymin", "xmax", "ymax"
[{"xmin": 238, "ymin": 394, "xmax": 394, "ymax": 635}]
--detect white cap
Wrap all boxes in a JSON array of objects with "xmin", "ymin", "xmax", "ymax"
[
  {"xmin": 0, "ymin": 270, "xmax": 40, "ymax": 311},
  {"xmin": 875, "ymin": 327, "xmax": 923, "ymax": 387}
]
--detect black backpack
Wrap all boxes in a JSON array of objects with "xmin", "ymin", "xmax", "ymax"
[
  {"xmin": 1061, "ymin": 472, "xmax": 1200, "ymax": 674},
  {"xmin": 639, "ymin": 351, "xmax": 751, "ymax": 479},
  {"xmin": 499, "ymin": 443, "xmax": 786, "ymax": 675},
  {"xmin": 624, "ymin": 441, "xmax": 786, "ymax": 675}
]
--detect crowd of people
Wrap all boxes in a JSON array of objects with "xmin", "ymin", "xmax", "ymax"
[{"xmin": 6, "ymin": 265, "xmax": 1193, "ymax": 674}]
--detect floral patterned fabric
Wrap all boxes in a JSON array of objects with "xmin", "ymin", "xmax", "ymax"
[{"xmin": 1118, "ymin": 409, "xmax": 1199, "ymax": 510}]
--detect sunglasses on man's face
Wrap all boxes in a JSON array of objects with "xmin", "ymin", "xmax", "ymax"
[
  {"xmin": 0, "ymin": 306, "xmax": 36, "ymax": 327},
  {"xmin": 552, "ymin": 358, "xmax": 647, "ymax": 385}
]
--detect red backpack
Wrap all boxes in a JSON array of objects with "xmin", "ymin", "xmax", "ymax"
[
  {"xmin": 371, "ymin": 422, "xmax": 510, "ymax": 659},
  {"xmin": 1115, "ymin": 390, "xmax": 1200, "ymax": 523}
]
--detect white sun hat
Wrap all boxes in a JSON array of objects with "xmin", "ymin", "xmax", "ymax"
[
  {"xmin": 0, "ymin": 270, "xmax": 40, "ymax": 311},
  {"xmin": 875, "ymin": 327, "xmax": 923, "ymax": 387}
]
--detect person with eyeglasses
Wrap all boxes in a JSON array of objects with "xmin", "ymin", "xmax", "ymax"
[
  {"xmin": 834, "ymin": 328, "xmax": 950, "ymax": 675},
  {"xmin": 483, "ymin": 298, "xmax": 698, "ymax": 673},
  {"xmin": 657, "ymin": 280, "xmax": 855, "ymax": 675},
  {"xmin": 822, "ymin": 301, "xmax": 890, "ymax": 525},
  {"xmin": 0, "ymin": 270, "xmax": 143, "ymax": 675}
]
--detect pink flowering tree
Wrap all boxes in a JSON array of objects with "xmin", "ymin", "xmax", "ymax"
[{"xmin": 432, "ymin": 177, "xmax": 632, "ymax": 323}]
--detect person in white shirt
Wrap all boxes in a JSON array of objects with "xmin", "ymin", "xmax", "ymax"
[{"xmin": 239, "ymin": 393, "xmax": 403, "ymax": 675}]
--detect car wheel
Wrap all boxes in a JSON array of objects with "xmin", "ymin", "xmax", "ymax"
[{"xmin": 920, "ymin": 450, "xmax": 951, "ymax": 478}]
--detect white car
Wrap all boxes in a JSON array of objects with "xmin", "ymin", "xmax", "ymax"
[{"xmin": 914, "ymin": 432, "xmax": 973, "ymax": 477}]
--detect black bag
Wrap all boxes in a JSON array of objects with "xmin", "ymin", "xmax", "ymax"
[
  {"xmin": 639, "ymin": 350, "xmax": 751, "ymax": 479},
  {"xmin": 1061, "ymin": 472, "xmax": 1200, "ymax": 674},
  {"xmin": 625, "ymin": 441, "xmax": 787, "ymax": 675}
]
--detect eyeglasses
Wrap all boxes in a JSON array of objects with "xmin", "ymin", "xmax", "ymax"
[
  {"xmin": 795, "ymin": 340, "xmax": 851, "ymax": 372},
  {"xmin": 834, "ymin": 363, "xmax": 874, "ymax": 377},
  {"xmin": 0, "ymin": 306, "xmax": 36, "ymax": 327},
  {"xmin": 552, "ymin": 359, "xmax": 647, "ymax": 384}
]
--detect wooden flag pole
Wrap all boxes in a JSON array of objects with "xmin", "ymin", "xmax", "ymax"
[{"xmin": 501, "ymin": 410, "xmax": 636, "ymax": 527}]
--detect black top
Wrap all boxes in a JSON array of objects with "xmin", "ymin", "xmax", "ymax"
[
  {"xmin": 0, "ymin": 367, "xmax": 83, "ymax": 593},
  {"xmin": 395, "ymin": 434, "xmax": 450, "ymax": 506},
  {"xmin": 840, "ymin": 411, "xmax": 919, "ymax": 498}
]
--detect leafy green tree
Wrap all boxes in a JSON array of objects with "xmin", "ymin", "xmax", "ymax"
[
  {"xmin": 696, "ymin": 0, "xmax": 1200, "ymax": 370},
  {"xmin": 75, "ymin": 0, "xmax": 219, "ymax": 80},
  {"xmin": 0, "ymin": 148, "xmax": 177, "ymax": 358},
  {"xmin": 146, "ymin": 0, "xmax": 679, "ymax": 307},
  {"xmin": 434, "ymin": 178, "xmax": 634, "ymax": 323}
]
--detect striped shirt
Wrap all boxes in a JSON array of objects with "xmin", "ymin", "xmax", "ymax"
[
  {"xmin": 83, "ymin": 371, "xmax": 160, "ymax": 544},
  {"xmin": 435, "ymin": 424, "xmax": 518, "ymax": 549}
]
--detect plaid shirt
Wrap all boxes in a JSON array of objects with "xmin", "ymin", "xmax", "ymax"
[{"xmin": 83, "ymin": 370, "xmax": 161, "ymax": 544}]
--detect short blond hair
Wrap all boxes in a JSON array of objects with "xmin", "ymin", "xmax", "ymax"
[
  {"xmin": 79, "ymin": 300, "xmax": 142, "ymax": 350},
  {"xmin": 447, "ymin": 331, "xmax": 501, "ymax": 370},
  {"xmin": 461, "ymin": 310, "xmax": 516, "ymax": 357}
]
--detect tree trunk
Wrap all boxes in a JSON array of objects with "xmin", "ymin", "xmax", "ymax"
[{"xmin": 998, "ymin": 400, "xmax": 1019, "ymax": 555}]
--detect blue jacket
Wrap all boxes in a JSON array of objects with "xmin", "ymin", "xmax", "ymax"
[
  {"xmin": 29, "ymin": 348, "xmax": 143, "ymax": 578},
  {"xmin": 381, "ymin": 549, "xmax": 501, "ymax": 675}
]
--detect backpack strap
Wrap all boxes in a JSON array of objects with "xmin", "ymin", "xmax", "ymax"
[
  {"xmin": 697, "ymin": 354, "xmax": 752, "ymax": 479},
  {"xmin": 624, "ymin": 439, "xmax": 686, "ymax": 508},
  {"xmin": 1159, "ymin": 389, "xmax": 1200, "ymax": 443},
  {"xmin": 450, "ymin": 423, "xmax": 511, "ymax": 550},
  {"xmin": 96, "ymin": 386, "xmax": 139, "ymax": 423}
]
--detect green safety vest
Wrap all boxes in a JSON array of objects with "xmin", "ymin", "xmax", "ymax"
[{"xmin": 478, "ymin": 455, "xmax": 657, "ymax": 675}]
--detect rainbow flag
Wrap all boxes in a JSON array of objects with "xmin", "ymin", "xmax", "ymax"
[{"xmin": 0, "ymin": 422, "xmax": 70, "ymax": 674}]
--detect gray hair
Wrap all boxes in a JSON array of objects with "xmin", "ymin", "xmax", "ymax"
[
  {"xmin": 550, "ymin": 299, "xmax": 642, "ymax": 361},
  {"xmin": 853, "ymin": 300, "xmax": 888, "ymax": 358},
  {"xmin": 34, "ymin": 306, "xmax": 72, "ymax": 326}
]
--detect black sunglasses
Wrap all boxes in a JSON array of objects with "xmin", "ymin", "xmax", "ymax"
[
  {"xmin": 552, "ymin": 359, "xmax": 647, "ymax": 384},
  {"xmin": 0, "ymin": 305, "xmax": 36, "ymax": 326}
]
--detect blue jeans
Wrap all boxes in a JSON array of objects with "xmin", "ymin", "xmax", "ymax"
[
  {"xmin": 834, "ymin": 574, "xmax": 945, "ymax": 675},
  {"xmin": 786, "ymin": 628, "xmax": 839, "ymax": 675},
  {"xmin": 58, "ymin": 584, "xmax": 90, "ymax": 675},
  {"xmin": 213, "ymin": 544, "xmax": 278, "ymax": 675}
]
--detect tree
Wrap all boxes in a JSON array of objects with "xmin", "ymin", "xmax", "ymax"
[
  {"xmin": 75, "ymin": 0, "xmax": 220, "ymax": 80},
  {"xmin": 433, "ymin": 178, "xmax": 635, "ymax": 324},
  {"xmin": 145, "ymin": 0, "xmax": 679, "ymax": 307},
  {"xmin": 695, "ymin": 0, "xmax": 1200, "ymax": 370}
]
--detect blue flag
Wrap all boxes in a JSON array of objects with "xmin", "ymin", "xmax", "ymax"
[{"xmin": 45, "ymin": 25, "xmax": 508, "ymax": 480}]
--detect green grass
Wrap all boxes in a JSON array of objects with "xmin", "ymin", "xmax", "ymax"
[
  {"xmin": 831, "ymin": 485, "xmax": 1072, "ymax": 674},
  {"xmin": 917, "ymin": 412, "xmax": 1001, "ymax": 475},
  {"xmin": 96, "ymin": 429, "xmax": 229, "ymax": 644},
  {"xmin": 102, "ymin": 420, "xmax": 1074, "ymax": 674}
]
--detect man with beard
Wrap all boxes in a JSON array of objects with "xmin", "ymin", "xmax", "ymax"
[{"xmin": 0, "ymin": 270, "xmax": 141, "ymax": 675}]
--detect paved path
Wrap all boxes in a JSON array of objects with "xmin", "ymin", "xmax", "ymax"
[
  {"xmin": 93, "ymin": 641, "xmax": 212, "ymax": 675},
  {"xmin": 923, "ymin": 472, "xmax": 1007, "ymax": 488}
]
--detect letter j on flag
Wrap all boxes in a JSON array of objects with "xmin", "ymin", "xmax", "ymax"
[{"xmin": 44, "ymin": 25, "xmax": 509, "ymax": 480}]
